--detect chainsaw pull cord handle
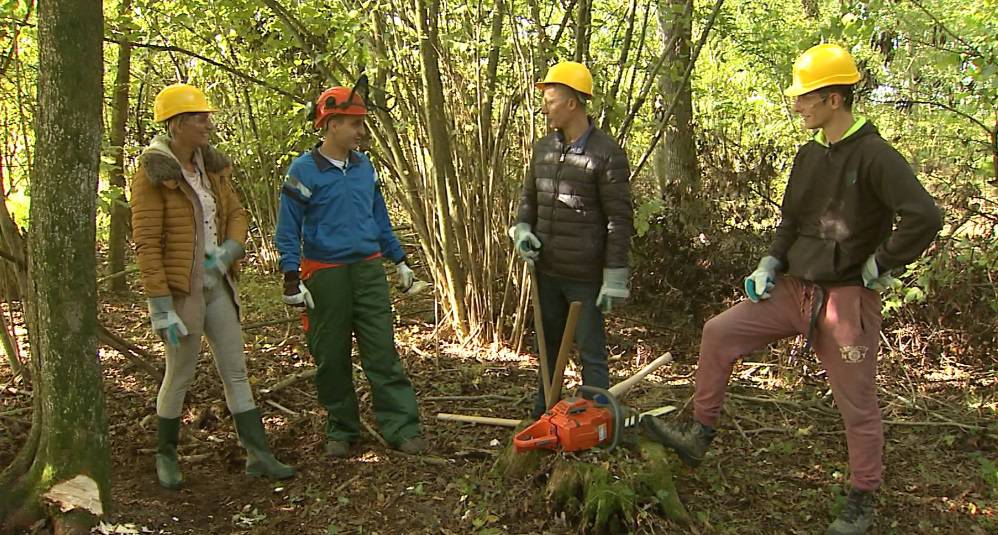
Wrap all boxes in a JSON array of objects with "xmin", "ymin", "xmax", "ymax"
[{"xmin": 580, "ymin": 385, "xmax": 622, "ymax": 451}]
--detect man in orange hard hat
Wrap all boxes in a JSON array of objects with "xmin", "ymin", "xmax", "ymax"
[
  {"xmin": 510, "ymin": 61, "xmax": 634, "ymax": 419},
  {"xmin": 643, "ymin": 44, "xmax": 943, "ymax": 534},
  {"xmin": 275, "ymin": 85, "xmax": 427, "ymax": 458}
]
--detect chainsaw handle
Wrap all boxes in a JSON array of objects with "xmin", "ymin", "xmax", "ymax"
[
  {"xmin": 580, "ymin": 385, "xmax": 623, "ymax": 451},
  {"xmin": 512, "ymin": 419, "xmax": 558, "ymax": 453}
]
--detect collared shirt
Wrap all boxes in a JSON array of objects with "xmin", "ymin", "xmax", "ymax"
[{"xmin": 557, "ymin": 117, "xmax": 596, "ymax": 155}]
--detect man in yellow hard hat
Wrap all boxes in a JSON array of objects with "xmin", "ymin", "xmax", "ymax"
[
  {"xmin": 510, "ymin": 61, "xmax": 634, "ymax": 419},
  {"xmin": 643, "ymin": 44, "xmax": 943, "ymax": 535}
]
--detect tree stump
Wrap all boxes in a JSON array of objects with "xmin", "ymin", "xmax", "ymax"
[{"xmin": 493, "ymin": 433, "xmax": 689, "ymax": 533}]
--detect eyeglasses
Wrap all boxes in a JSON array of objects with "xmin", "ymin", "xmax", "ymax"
[{"xmin": 794, "ymin": 93, "xmax": 829, "ymax": 108}]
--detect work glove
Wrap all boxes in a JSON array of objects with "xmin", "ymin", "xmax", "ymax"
[
  {"xmin": 744, "ymin": 255, "xmax": 782, "ymax": 302},
  {"xmin": 861, "ymin": 254, "xmax": 900, "ymax": 292},
  {"xmin": 148, "ymin": 296, "xmax": 189, "ymax": 347},
  {"xmin": 282, "ymin": 271, "xmax": 314, "ymax": 309},
  {"xmin": 203, "ymin": 239, "xmax": 244, "ymax": 290},
  {"xmin": 596, "ymin": 268, "xmax": 630, "ymax": 314},
  {"xmin": 508, "ymin": 223, "xmax": 541, "ymax": 265},
  {"xmin": 396, "ymin": 261, "xmax": 414, "ymax": 293}
]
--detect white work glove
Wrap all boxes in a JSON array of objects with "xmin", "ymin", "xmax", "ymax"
[
  {"xmin": 596, "ymin": 268, "xmax": 630, "ymax": 314},
  {"xmin": 861, "ymin": 254, "xmax": 900, "ymax": 292},
  {"xmin": 148, "ymin": 296, "xmax": 189, "ymax": 347},
  {"xmin": 282, "ymin": 271, "xmax": 315, "ymax": 309},
  {"xmin": 203, "ymin": 239, "xmax": 244, "ymax": 290},
  {"xmin": 744, "ymin": 256, "xmax": 782, "ymax": 302},
  {"xmin": 508, "ymin": 222, "xmax": 541, "ymax": 265},
  {"xmin": 396, "ymin": 261, "xmax": 414, "ymax": 292}
]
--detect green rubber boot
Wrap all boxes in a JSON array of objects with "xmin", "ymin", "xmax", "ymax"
[
  {"xmin": 155, "ymin": 416, "xmax": 183, "ymax": 490},
  {"xmin": 827, "ymin": 489, "xmax": 875, "ymax": 535},
  {"xmin": 233, "ymin": 408, "xmax": 295, "ymax": 480}
]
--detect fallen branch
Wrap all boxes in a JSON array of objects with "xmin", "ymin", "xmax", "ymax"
[
  {"xmin": 0, "ymin": 406, "xmax": 31, "ymax": 419},
  {"xmin": 242, "ymin": 317, "xmax": 297, "ymax": 331},
  {"xmin": 264, "ymin": 399, "xmax": 299, "ymax": 417},
  {"xmin": 423, "ymin": 394, "xmax": 519, "ymax": 402},
  {"xmin": 97, "ymin": 323, "xmax": 164, "ymax": 381},
  {"xmin": 260, "ymin": 368, "xmax": 317, "ymax": 396}
]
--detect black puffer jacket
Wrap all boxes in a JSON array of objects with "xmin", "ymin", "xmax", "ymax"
[{"xmin": 516, "ymin": 124, "xmax": 634, "ymax": 282}]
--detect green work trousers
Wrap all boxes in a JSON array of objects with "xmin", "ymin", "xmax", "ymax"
[{"xmin": 304, "ymin": 258, "xmax": 420, "ymax": 446}]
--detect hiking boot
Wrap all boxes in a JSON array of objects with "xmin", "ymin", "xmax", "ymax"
[
  {"xmin": 324, "ymin": 440, "xmax": 353, "ymax": 458},
  {"xmin": 396, "ymin": 437, "xmax": 429, "ymax": 455},
  {"xmin": 233, "ymin": 408, "xmax": 295, "ymax": 480},
  {"xmin": 641, "ymin": 416, "xmax": 715, "ymax": 467},
  {"xmin": 827, "ymin": 489, "xmax": 875, "ymax": 535},
  {"xmin": 155, "ymin": 416, "xmax": 183, "ymax": 490}
]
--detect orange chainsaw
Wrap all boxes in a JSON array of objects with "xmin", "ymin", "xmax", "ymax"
[{"xmin": 513, "ymin": 386, "xmax": 629, "ymax": 453}]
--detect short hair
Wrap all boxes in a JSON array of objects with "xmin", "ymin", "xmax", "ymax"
[
  {"xmin": 550, "ymin": 83, "xmax": 589, "ymax": 108},
  {"xmin": 165, "ymin": 113, "xmax": 191, "ymax": 136},
  {"xmin": 817, "ymin": 84, "xmax": 855, "ymax": 110}
]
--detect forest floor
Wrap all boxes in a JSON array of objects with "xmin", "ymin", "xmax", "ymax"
[{"xmin": 0, "ymin": 265, "xmax": 995, "ymax": 535}]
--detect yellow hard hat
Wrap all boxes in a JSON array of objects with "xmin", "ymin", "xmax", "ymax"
[
  {"xmin": 154, "ymin": 84, "xmax": 218, "ymax": 122},
  {"xmin": 784, "ymin": 44, "xmax": 861, "ymax": 97},
  {"xmin": 536, "ymin": 61, "xmax": 594, "ymax": 97}
]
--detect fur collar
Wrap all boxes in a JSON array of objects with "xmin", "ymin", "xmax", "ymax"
[{"xmin": 139, "ymin": 135, "xmax": 231, "ymax": 185}]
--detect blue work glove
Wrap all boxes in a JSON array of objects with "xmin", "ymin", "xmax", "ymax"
[
  {"xmin": 396, "ymin": 261, "xmax": 414, "ymax": 292},
  {"xmin": 148, "ymin": 296, "xmax": 189, "ymax": 347},
  {"xmin": 596, "ymin": 268, "xmax": 630, "ymax": 314},
  {"xmin": 508, "ymin": 223, "xmax": 541, "ymax": 265},
  {"xmin": 861, "ymin": 254, "xmax": 900, "ymax": 292},
  {"xmin": 203, "ymin": 239, "xmax": 245, "ymax": 290},
  {"xmin": 282, "ymin": 271, "xmax": 314, "ymax": 309},
  {"xmin": 744, "ymin": 256, "xmax": 782, "ymax": 302}
]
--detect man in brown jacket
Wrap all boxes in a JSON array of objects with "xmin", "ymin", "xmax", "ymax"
[
  {"xmin": 510, "ymin": 61, "xmax": 634, "ymax": 419},
  {"xmin": 642, "ymin": 44, "xmax": 943, "ymax": 535}
]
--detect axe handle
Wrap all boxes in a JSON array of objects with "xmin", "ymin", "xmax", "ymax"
[
  {"xmin": 547, "ymin": 301, "xmax": 582, "ymax": 410},
  {"xmin": 527, "ymin": 265, "xmax": 552, "ymax": 407},
  {"xmin": 436, "ymin": 413, "xmax": 522, "ymax": 427},
  {"xmin": 608, "ymin": 352, "xmax": 673, "ymax": 400}
]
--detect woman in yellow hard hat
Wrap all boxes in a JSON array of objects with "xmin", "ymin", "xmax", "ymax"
[
  {"xmin": 643, "ymin": 43, "xmax": 942, "ymax": 535},
  {"xmin": 130, "ymin": 83, "xmax": 294, "ymax": 489}
]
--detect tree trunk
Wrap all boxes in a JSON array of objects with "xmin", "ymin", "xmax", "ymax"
[
  {"xmin": 574, "ymin": 0, "xmax": 592, "ymax": 64},
  {"xmin": 107, "ymin": 0, "xmax": 133, "ymax": 293},
  {"xmin": 653, "ymin": 0, "xmax": 703, "ymax": 228},
  {"xmin": 0, "ymin": 0, "xmax": 110, "ymax": 532},
  {"xmin": 415, "ymin": 0, "xmax": 471, "ymax": 337}
]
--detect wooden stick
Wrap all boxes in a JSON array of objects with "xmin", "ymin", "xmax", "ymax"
[
  {"xmin": 436, "ymin": 413, "xmax": 522, "ymax": 427},
  {"xmin": 608, "ymin": 352, "xmax": 672, "ymax": 400},
  {"xmin": 527, "ymin": 265, "xmax": 551, "ymax": 408},
  {"xmin": 260, "ymin": 368, "xmax": 317, "ymax": 396},
  {"xmin": 547, "ymin": 301, "xmax": 582, "ymax": 409}
]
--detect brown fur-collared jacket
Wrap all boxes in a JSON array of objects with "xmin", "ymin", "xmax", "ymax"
[{"xmin": 130, "ymin": 136, "xmax": 248, "ymax": 299}]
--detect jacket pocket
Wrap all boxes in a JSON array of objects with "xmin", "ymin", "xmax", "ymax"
[{"xmin": 787, "ymin": 235, "xmax": 838, "ymax": 282}]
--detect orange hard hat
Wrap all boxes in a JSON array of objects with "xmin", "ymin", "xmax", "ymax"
[{"xmin": 312, "ymin": 86, "xmax": 366, "ymax": 129}]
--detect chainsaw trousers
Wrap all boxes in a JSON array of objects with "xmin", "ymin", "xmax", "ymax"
[
  {"xmin": 693, "ymin": 275, "xmax": 884, "ymax": 491},
  {"xmin": 304, "ymin": 258, "xmax": 421, "ymax": 446},
  {"xmin": 156, "ymin": 282, "xmax": 256, "ymax": 419},
  {"xmin": 531, "ymin": 271, "xmax": 608, "ymax": 417}
]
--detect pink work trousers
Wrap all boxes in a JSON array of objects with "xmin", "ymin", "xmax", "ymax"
[{"xmin": 694, "ymin": 275, "xmax": 884, "ymax": 491}]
